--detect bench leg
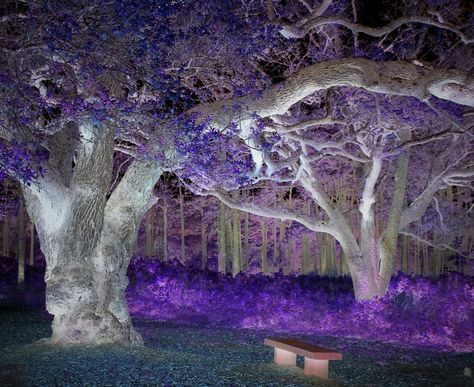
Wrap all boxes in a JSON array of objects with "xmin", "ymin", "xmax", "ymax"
[
  {"xmin": 274, "ymin": 348, "xmax": 296, "ymax": 366},
  {"xmin": 304, "ymin": 358, "xmax": 328, "ymax": 379}
]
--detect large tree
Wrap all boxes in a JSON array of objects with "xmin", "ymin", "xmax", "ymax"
[
  {"xmin": 0, "ymin": 0, "xmax": 269, "ymax": 345},
  {"xmin": 181, "ymin": 1, "xmax": 474, "ymax": 299}
]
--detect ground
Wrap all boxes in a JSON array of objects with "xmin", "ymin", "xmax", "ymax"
[{"xmin": 0, "ymin": 304, "xmax": 472, "ymax": 387}]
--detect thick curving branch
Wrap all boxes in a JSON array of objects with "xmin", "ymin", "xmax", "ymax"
[{"xmin": 193, "ymin": 58, "xmax": 474, "ymax": 130}]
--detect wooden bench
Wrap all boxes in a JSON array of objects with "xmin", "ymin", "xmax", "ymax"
[{"xmin": 264, "ymin": 338, "xmax": 342, "ymax": 379}]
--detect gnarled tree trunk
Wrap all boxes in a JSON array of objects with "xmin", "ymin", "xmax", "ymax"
[{"xmin": 23, "ymin": 122, "xmax": 162, "ymax": 345}]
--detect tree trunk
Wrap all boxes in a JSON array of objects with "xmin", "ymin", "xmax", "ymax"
[
  {"xmin": 179, "ymin": 185, "xmax": 185, "ymax": 263},
  {"xmin": 217, "ymin": 202, "xmax": 226, "ymax": 274},
  {"xmin": 145, "ymin": 208, "xmax": 154, "ymax": 257},
  {"xmin": 349, "ymin": 256, "xmax": 389, "ymax": 300},
  {"xmin": 201, "ymin": 207, "xmax": 207, "ymax": 270},
  {"xmin": 261, "ymin": 218, "xmax": 268, "ymax": 274},
  {"xmin": 401, "ymin": 234, "xmax": 409, "ymax": 273},
  {"xmin": 243, "ymin": 211, "xmax": 249, "ymax": 271},
  {"xmin": 272, "ymin": 213, "xmax": 278, "ymax": 266},
  {"xmin": 225, "ymin": 207, "xmax": 233, "ymax": 273},
  {"xmin": 163, "ymin": 201, "xmax": 168, "ymax": 261},
  {"xmin": 232, "ymin": 207, "xmax": 241, "ymax": 276},
  {"xmin": 29, "ymin": 220, "xmax": 35, "ymax": 266},
  {"xmin": 17, "ymin": 200, "xmax": 25, "ymax": 289},
  {"xmin": 2, "ymin": 215, "xmax": 9, "ymax": 257},
  {"xmin": 22, "ymin": 122, "xmax": 162, "ymax": 346}
]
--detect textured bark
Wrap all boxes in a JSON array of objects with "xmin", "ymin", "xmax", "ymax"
[
  {"xmin": 194, "ymin": 59, "xmax": 474, "ymax": 127},
  {"xmin": 22, "ymin": 121, "xmax": 163, "ymax": 346},
  {"xmin": 378, "ymin": 132, "xmax": 410, "ymax": 291}
]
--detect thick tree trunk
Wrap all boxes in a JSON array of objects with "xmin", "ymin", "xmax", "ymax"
[
  {"xmin": 22, "ymin": 122, "xmax": 162, "ymax": 346},
  {"xmin": 349, "ymin": 256, "xmax": 389, "ymax": 300}
]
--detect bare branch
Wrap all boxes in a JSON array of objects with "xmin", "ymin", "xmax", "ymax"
[
  {"xmin": 278, "ymin": 15, "xmax": 474, "ymax": 44},
  {"xmin": 399, "ymin": 231, "xmax": 474, "ymax": 260}
]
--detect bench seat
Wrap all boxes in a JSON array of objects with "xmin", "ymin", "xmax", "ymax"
[{"xmin": 264, "ymin": 338, "xmax": 342, "ymax": 379}]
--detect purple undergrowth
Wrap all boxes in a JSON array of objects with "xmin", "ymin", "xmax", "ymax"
[
  {"xmin": 127, "ymin": 257, "xmax": 474, "ymax": 352},
  {"xmin": 0, "ymin": 256, "xmax": 472, "ymax": 352}
]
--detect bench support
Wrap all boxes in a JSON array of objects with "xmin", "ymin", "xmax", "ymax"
[
  {"xmin": 304, "ymin": 358, "xmax": 328, "ymax": 379},
  {"xmin": 274, "ymin": 348, "xmax": 296, "ymax": 366}
]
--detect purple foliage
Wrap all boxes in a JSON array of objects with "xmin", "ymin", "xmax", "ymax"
[
  {"xmin": 126, "ymin": 257, "xmax": 474, "ymax": 352},
  {"xmin": 0, "ymin": 141, "xmax": 46, "ymax": 185}
]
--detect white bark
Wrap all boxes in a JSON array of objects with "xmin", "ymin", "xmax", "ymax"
[
  {"xmin": 22, "ymin": 121, "xmax": 163, "ymax": 345},
  {"xmin": 194, "ymin": 59, "xmax": 474, "ymax": 127}
]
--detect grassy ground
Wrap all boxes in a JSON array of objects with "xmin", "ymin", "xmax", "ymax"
[{"xmin": 0, "ymin": 304, "xmax": 472, "ymax": 387}]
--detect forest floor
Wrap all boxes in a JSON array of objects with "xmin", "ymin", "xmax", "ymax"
[{"xmin": 0, "ymin": 304, "xmax": 472, "ymax": 387}]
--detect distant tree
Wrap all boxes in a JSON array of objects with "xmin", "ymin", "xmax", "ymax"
[{"xmin": 185, "ymin": 1, "xmax": 474, "ymax": 299}]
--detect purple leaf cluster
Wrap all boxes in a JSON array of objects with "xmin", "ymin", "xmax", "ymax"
[
  {"xmin": 0, "ymin": 140, "xmax": 46, "ymax": 185},
  {"xmin": 173, "ymin": 114, "xmax": 254, "ymax": 189}
]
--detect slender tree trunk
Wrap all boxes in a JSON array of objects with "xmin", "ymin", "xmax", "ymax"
[
  {"xmin": 280, "ymin": 216, "xmax": 285, "ymax": 269},
  {"xmin": 179, "ymin": 185, "xmax": 185, "ymax": 263},
  {"xmin": 301, "ymin": 200, "xmax": 311, "ymax": 274},
  {"xmin": 225, "ymin": 207, "xmax": 233, "ymax": 272},
  {"xmin": 433, "ymin": 233, "xmax": 440, "ymax": 276},
  {"xmin": 244, "ymin": 211, "xmax": 249, "ymax": 271},
  {"xmin": 29, "ymin": 220, "xmax": 35, "ymax": 266},
  {"xmin": 317, "ymin": 206, "xmax": 327, "ymax": 275},
  {"xmin": 156, "ymin": 206, "xmax": 162, "ymax": 259},
  {"xmin": 273, "ymin": 213, "xmax": 278, "ymax": 266},
  {"xmin": 261, "ymin": 218, "xmax": 268, "ymax": 274},
  {"xmin": 2, "ymin": 215, "xmax": 9, "ymax": 257},
  {"xmin": 232, "ymin": 207, "xmax": 242, "ymax": 276},
  {"xmin": 201, "ymin": 207, "xmax": 207, "ymax": 270},
  {"xmin": 163, "ymin": 202, "xmax": 168, "ymax": 262},
  {"xmin": 217, "ymin": 202, "xmax": 226, "ymax": 274},
  {"xmin": 145, "ymin": 209, "xmax": 154, "ymax": 257},
  {"xmin": 422, "ymin": 234, "xmax": 430, "ymax": 276},
  {"xmin": 401, "ymin": 234, "xmax": 409, "ymax": 273},
  {"xmin": 17, "ymin": 200, "xmax": 25, "ymax": 290}
]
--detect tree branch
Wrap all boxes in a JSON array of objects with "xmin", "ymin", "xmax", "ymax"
[{"xmin": 278, "ymin": 15, "xmax": 474, "ymax": 44}]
